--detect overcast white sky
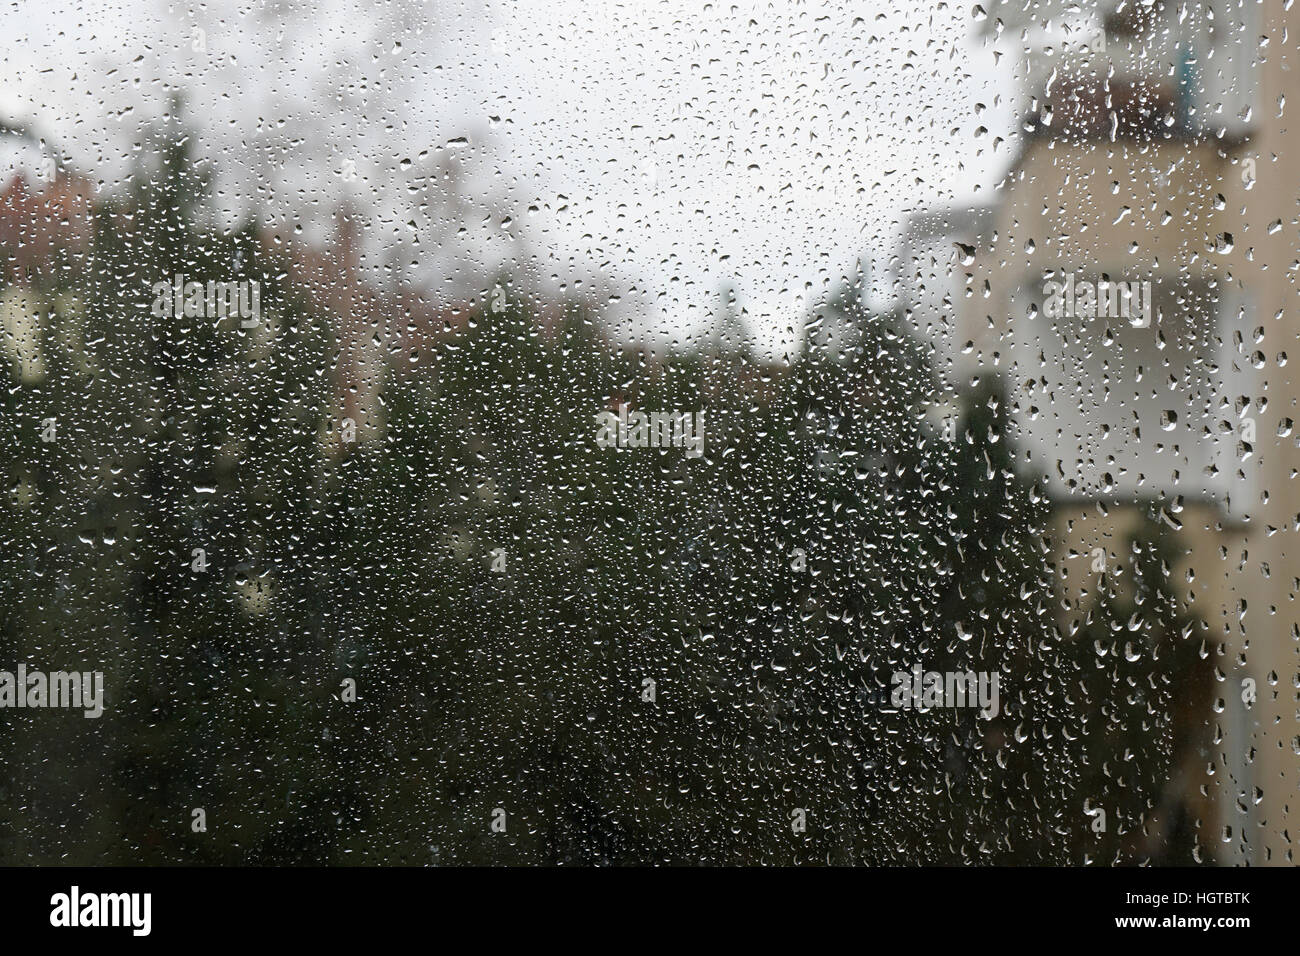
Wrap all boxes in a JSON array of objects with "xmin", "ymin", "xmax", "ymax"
[{"xmin": 0, "ymin": 0, "xmax": 1018, "ymax": 356}]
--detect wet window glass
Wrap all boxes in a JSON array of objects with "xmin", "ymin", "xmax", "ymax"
[{"xmin": 0, "ymin": 0, "xmax": 1291, "ymax": 874}]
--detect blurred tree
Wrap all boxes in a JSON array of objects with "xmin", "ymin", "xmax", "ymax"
[{"xmin": 0, "ymin": 128, "xmax": 1213, "ymax": 866}]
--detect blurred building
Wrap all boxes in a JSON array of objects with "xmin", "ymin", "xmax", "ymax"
[
  {"xmin": 900, "ymin": 0, "xmax": 1292, "ymax": 863},
  {"xmin": 0, "ymin": 167, "xmax": 94, "ymax": 286}
]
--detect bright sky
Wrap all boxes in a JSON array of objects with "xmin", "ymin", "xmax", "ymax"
[{"xmin": 1, "ymin": 0, "xmax": 1016, "ymax": 356}]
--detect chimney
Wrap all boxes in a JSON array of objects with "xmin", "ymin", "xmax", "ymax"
[{"xmin": 335, "ymin": 204, "xmax": 361, "ymax": 276}]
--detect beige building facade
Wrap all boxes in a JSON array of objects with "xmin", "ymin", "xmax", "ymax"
[{"xmin": 906, "ymin": 0, "xmax": 1297, "ymax": 862}]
